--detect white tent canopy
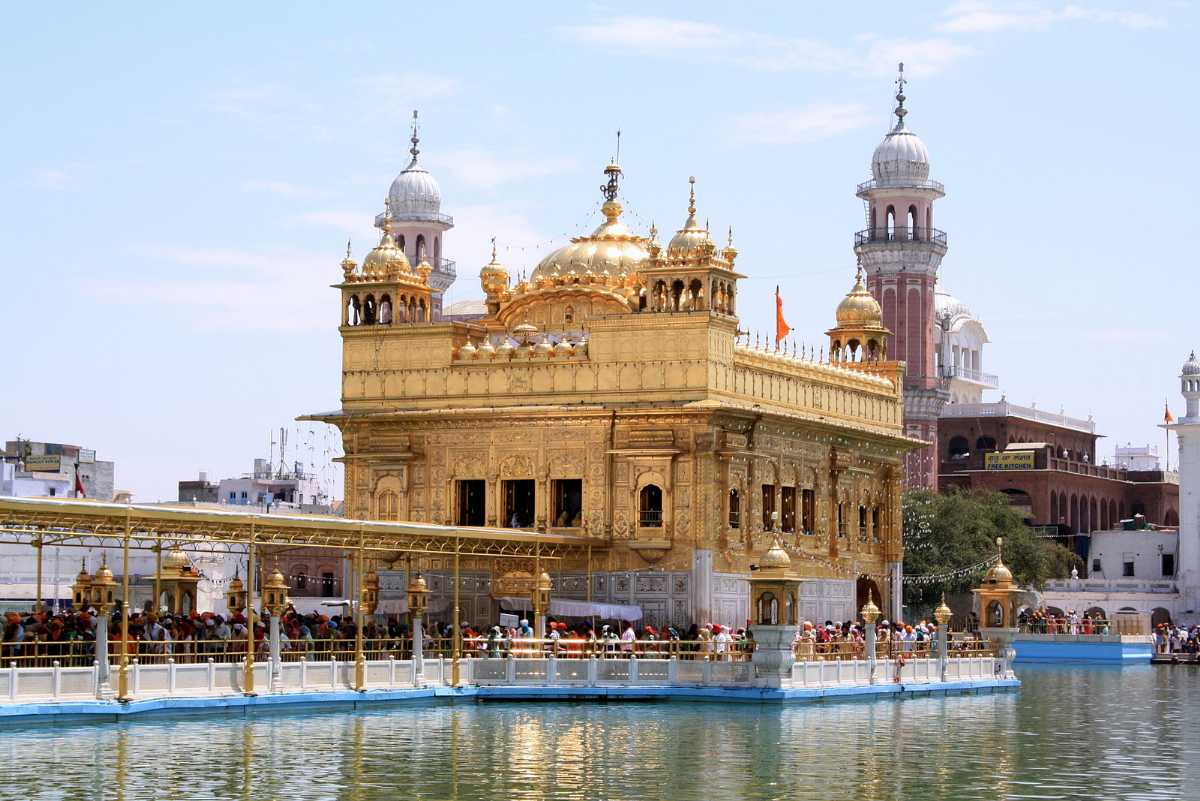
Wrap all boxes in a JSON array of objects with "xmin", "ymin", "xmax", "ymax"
[{"xmin": 497, "ymin": 597, "xmax": 642, "ymax": 621}]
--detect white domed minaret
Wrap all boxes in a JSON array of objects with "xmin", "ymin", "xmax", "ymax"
[
  {"xmin": 1170, "ymin": 350, "xmax": 1200, "ymax": 616},
  {"xmin": 375, "ymin": 110, "xmax": 455, "ymax": 317},
  {"xmin": 853, "ymin": 63, "xmax": 950, "ymax": 489}
]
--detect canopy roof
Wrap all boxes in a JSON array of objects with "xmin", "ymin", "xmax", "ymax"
[{"xmin": 0, "ymin": 497, "xmax": 594, "ymax": 561}]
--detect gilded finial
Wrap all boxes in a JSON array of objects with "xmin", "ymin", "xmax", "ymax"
[
  {"xmin": 727, "ymin": 226, "xmax": 734, "ymax": 249},
  {"xmin": 345, "ymin": 238, "xmax": 352, "ymax": 260},
  {"xmin": 490, "ymin": 236, "xmax": 497, "ymax": 262},
  {"xmin": 687, "ymin": 176, "xmax": 696, "ymax": 216},
  {"xmin": 649, "ymin": 221, "xmax": 658, "ymax": 243},
  {"xmin": 601, "ymin": 159, "xmax": 622, "ymax": 203},
  {"xmin": 410, "ymin": 110, "xmax": 421, "ymax": 160}
]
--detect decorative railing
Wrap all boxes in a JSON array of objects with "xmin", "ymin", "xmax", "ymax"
[
  {"xmin": 939, "ymin": 401, "xmax": 1095, "ymax": 433},
  {"xmin": 854, "ymin": 227, "xmax": 947, "ymax": 247},
  {"xmin": 940, "ymin": 365, "xmax": 1000, "ymax": 388},
  {"xmin": 856, "ymin": 178, "xmax": 945, "ymax": 194}
]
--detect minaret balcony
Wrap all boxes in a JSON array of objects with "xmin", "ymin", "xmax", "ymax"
[
  {"xmin": 856, "ymin": 178, "xmax": 944, "ymax": 198},
  {"xmin": 854, "ymin": 227, "xmax": 947, "ymax": 248},
  {"xmin": 940, "ymin": 364, "xmax": 999, "ymax": 389}
]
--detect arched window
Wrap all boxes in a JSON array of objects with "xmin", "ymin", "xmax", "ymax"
[
  {"xmin": 418, "ymin": 298, "xmax": 427, "ymax": 322},
  {"xmin": 948, "ymin": 436, "xmax": 970, "ymax": 459},
  {"xmin": 398, "ymin": 234, "xmax": 406, "ymax": 253},
  {"xmin": 434, "ymin": 236, "xmax": 440, "ymax": 268},
  {"xmin": 564, "ymin": 305, "xmax": 574, "ymax": 324},
  {"xmin": 639, "ymin": 485, "xmax": 663, "ymax": 527},
  {"xmin": 886, "ymin": 205, "xmax": 896, "ymax": 240},
  {"xmin": 1050, "ymin": 492, "xmax": 1059, "ymax": 525},
  {"xmin": 925, "ymin": 207, "xmax": 932, "ymax": 233},
  {"xmin": 688, "ymin": 279, "xmax": 703, "ymax": 310},
  {"xmin": 870, "ymin": 206, "xmax": 877, "ymax": 234},
  {"xmin": 295, "ymin": 569, "xmax": 308, "ymax": 591},
  {"xmin": 907, "ymin": 205, "xmax": 918, "ymax": 240},
  {"xmin": 363, "ymin": 295, "xmax": 377, "ymax": 325},
  {"xmin": 347, "ymin": 295, "xmax": 361, "ymax": 326},
  {"xmin": 728, "ymin": 487, "xmax": 740, "ymax": 529},
  {"xmin": 379, "ymin": 295, "xmax": 392, "ymax": 324},
  {"xmin": 670, "ymin": 280, "xmax": 685, "ymax": 312},
  {"xmin": 416, "ymin": 234, "xmax": 426, "ymax": 263},
  {"xmin": 756, "ymin": 591, "xmax": 779, "ymax": 626}
]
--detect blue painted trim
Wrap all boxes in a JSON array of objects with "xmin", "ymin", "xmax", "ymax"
[
  {"xmin": 0, "ymin": 678, "xmax": 1018, "ymax": 726},
  {"xmin": 1012, "ymin": 638, "xmax": 1152, "ymax": 665}
]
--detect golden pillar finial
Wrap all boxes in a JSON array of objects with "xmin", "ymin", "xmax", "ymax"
[
  {"xmin": 345, "ymin": 238, "xmax": 352, "ymax": 260},
  {"xmin": 410, "ymin": 109, "xmax": 421, "ymax": 160},
  {"xmin": 490, "ymin": 236, "xmax": 497, "ymax": 262},
  {"xmin": 687, "ymin": 176, "xmax": 696, "ymax": 216},
  {"xmin": 727, "ymin": 226, "xmax": 734, "ymax": 248}
]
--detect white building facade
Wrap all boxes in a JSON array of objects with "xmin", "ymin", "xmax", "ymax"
[{"xmin": 1042, "ymin": 351, "xmax": 1200, "ymax": 624}]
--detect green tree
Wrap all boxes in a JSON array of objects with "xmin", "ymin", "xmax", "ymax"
[{"xmin": 902, "ymin": 488, "xmax": 1079, "ymax": 610}]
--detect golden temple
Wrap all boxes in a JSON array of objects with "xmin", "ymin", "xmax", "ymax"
[{"xmin": 303, "ymin": 157, "xmax": 919, "ymax": 627}]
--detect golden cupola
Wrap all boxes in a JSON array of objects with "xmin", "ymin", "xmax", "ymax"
[
  {"xmin": 362, "ymin": 217, "xmax": 412, "ymax": 280},
  {"xmin": 666, "ymin": 177, "xmax": 716, "ymax": 261},
  {"xmin": 826, "ymin": 262, "xmax": 890, "ymax": 363},
  {"xmin": 480, "ymin": 239, "xmax": 510, "ymax": 314},
  {"xmin": 530, "ymin": 162, "xmax": 649, "ymax": 282}
]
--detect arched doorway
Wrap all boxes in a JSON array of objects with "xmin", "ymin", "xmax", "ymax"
[
  {"xmin": 1151, "ymin": 607, "xmax": 1172, "ymax": 627},
  {"xmin": 856, "ymin": 577, "xmax": 882, "ymax": 613}
]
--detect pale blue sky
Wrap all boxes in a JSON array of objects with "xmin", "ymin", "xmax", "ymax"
[{"xmin": 2, "ymin": 2, "xmax": 1195, "ymax": 501}]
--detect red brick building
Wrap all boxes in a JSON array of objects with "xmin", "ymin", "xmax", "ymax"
[{"xmin": 938, "ymin": 400, "xmax": 1179, "ymax": 534}]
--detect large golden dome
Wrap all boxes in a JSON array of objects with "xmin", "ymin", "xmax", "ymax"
[
  {"xmin": 531, "ymin": 164, "xmax": 648, "ymax": 281},
  {"xmin": 835, "ymin": 270, "xmax": 883, "ymax": 327}
]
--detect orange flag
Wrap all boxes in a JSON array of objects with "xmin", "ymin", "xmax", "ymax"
[
  {"xmin": 1164, "ymin": 400, "xmax": 1175, "ymax": 425},
  {"xmin": 775, "ymin": 285, "xmax": 790, "ymax": 348}
]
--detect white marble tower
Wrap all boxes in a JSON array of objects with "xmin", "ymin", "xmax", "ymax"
[{"xmin": 1169, "ymin": 350, "xmax": 1200, "ymax": 615}]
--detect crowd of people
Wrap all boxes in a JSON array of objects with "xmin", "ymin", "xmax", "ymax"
[
  {"xmin": 1018, "ymin": 607, "xmax": 1111, "ymax": 635},
  {"xmin": 1154, "ymin": 623, "xmax": 1200, "ymax": 655},
  {"xmin": 2, "ymin": 603, "xmax": 984, "ymax": 668}
]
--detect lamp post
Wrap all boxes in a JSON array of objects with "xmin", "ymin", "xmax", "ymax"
[
  {"xmin": 408, "ymin": 572, "xmax": 429, "ymax": 681},
  {"xmin": 860, "ymin": 597, "xmax": 881, "ymax": 685},
  {"xmin": 89, "ymin": 557, "xmax": 118, "ymax": 699},
  {"xmin": 263, "ymin": 567, "xmax": 288, "ymax": 694},
  {"xmin": 532, "ymin": 571, "xmax": 552, "ymax": 640},
  {"xmin": 933, "ymin": 593, "xmax": 952, "ymax": 682}
]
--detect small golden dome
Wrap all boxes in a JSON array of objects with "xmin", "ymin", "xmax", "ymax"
[
  {"xmin": 163, "ymin": 546, "xmax": 189, "ymax": 572},
  {"xmin": 534, "ymin": 335, "xmax": 553, "ymax": 355},
  {"xmin": 228, "ymin": 575, "xmax": 244, "ymax": 592},
  {"xmin": 478, "ymin": 338, "xmax": 497, "ymax": 356},
  {"xmin": 94, "ymin": 559, "xmax": 115, "ymax": 585},
  {"xmin": 760, "ymin": 539, "xmax": 792, "ymax": 569},
  {"xmin": 480, "ymin": 240, "xmax": 510, "ymax": 296},
  {"xmin": 75, "ymin": 559, "xmax": 92, "ymax": 584},
  {"xmin": 933, "ymin": 594, "xmax": 953, "ymax": 625},
  {"xmin": 411, "ymin": 573, "xmax": 429, "ymax": 593},
  {"xmin": 512, "ymin": 321, "xmax": 538, "ymax": 343},
  {"xmin": 362, "ymin": 225, "xmax": 411, "ymax": 278},
  {"xmin": 835, "ymin": 268, "xmax": 882, "ymax": 327},
  {"xmin": 459, "ymin": 340, "xmax": 477, "ymax": 358},
  {"xmin": 984, "ymin": 561, "xmax": 1014, "ymax": 586},
  {"xmin": 340, "ymin": 239, "xmax": 357, "ymax": 281},
  {"xmin": 554, "ymin": 338, "xmax": 574, "ymax": 355},
  {"xmin": 265, "ymin": 567, "xmax": 287, "ymax": 591},
  {"xmin": 666, "ymin": 177, "xmax": 715, "ymax": 260}
]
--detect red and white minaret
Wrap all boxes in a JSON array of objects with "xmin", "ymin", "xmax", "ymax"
[{"xmin": 854, "ymin": 64, "xmax": 950, "ymax": 489}]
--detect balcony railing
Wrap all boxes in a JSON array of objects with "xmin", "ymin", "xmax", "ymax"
[
  {"xmin": 638, "ymin": 510, "xmax": 663, "ymax": 527},
  {"xmin": 854, "ymin": 227, "xmax": 947, "ymax": 247},
  {"xmin": 939, "ymin": 401, "xmax": 1095, "ymax": 433},
  {"xmin": 940, "ymin": 365, "xmax": 999, "ymax": 388},
  {"xmin": 856, "ymin": 178, "xmax": 945, "ymax": 195}
]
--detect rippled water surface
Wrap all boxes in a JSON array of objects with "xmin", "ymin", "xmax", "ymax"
[{"xmin": 1, "ymin": 666, "xmax": 1197, "ymax": 800}]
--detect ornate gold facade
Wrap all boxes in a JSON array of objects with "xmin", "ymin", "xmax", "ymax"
[{"xmin": 305, "ymin": 161, "xmax": 919, "ymax": 625}]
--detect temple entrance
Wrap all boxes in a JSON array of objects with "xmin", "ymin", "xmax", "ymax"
[{"xmin": 856, "ymin": 577, "xmax": 882, "ymax": 612}]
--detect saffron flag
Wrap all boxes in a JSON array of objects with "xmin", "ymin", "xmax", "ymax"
[
  {"xmin": 74, "ymin": 464, "xmax": 86, "ymax": 498},
  {"xmin": 775, "ymin": 285, "xmax": 790, "ymax": 348},
  {"xmin": 1164, "ymin": 401, "xmax": 1175, "ymax": 425}
]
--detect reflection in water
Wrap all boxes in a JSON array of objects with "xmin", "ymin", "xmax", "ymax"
[{"xmin": 0, "ymin": 667, "xmax": 1194, "ymax": 801}]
